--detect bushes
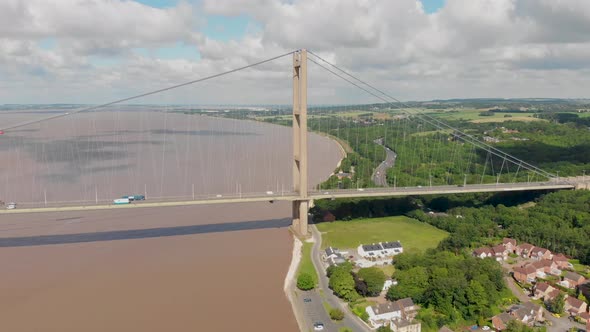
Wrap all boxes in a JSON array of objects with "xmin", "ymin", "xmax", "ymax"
[
  {"xmin": 329, "ymin": 308, "xmax": 344, "ymax": 321},
  {"xmin": 297, "ymin": 272, "xmax": 315, "ymax": 290}
]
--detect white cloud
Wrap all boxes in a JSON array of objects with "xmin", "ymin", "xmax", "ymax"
[{"xmin": 2, "ymin": 0, "xmax": 590, "ymax": 104}]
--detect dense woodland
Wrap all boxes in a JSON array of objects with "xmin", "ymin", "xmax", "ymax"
[
  {"xmin": 410, "ymin": 190, "xmax": 590, "ymax": 264},
  {"xmin": 387, "ymin": 250, "xmax": 508, "ymax": 330}
]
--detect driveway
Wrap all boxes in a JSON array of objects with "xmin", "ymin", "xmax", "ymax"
[
  {"xmin": 310, "ymin": 225, "xmax": 371, "ymax": 332},
  {"xmin": 503, "ymin": 275, "xmax": 583, "ymax": 332},
  {"xmin": 371, "ymin": 138, "xmax": 396, "ymax": 187}
]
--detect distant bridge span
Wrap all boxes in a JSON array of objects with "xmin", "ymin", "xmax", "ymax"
[{"xmin": 0, "ymin": 182, "xmax": 575, "ymax": 215}]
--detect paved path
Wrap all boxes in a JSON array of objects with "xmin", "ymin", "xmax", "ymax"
[
  {"xmin": 371, "ymin": 138, "xmax": 396, "ymax": 187},
  {"xmin": 310, "ymin": 225, "xmax": 371, "ymax": 332},
  {"xmin": 503, "ymin": 275, "xmax": 584, "ymax": 332}
]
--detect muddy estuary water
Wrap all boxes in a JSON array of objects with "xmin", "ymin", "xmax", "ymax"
[{"xmin": 0, "ymin": 110, "xmax": 343, "ymax": 331}]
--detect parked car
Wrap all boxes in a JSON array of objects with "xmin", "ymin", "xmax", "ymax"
[
  {"xmin": 313, "ymin": 323, "xmax": 324, "ymax": 331},
  {"xmin": 6, "ymin": 202, "xmax": 16, "ymax": 209},
  {"xmin": 303, "ymin": 298, "xmax": 311, "ymax": 303}
]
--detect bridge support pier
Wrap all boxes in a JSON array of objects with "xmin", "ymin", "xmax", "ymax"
[
  {"xmin": 292, "ymin": 200, "xmax": 309, "ymax": 237},
  {"xmin": 291, "ymin": 49, "xmax": 309, "ymax": 236}
]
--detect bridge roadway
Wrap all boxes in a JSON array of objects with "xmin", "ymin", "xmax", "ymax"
[{"xmin": 0, "ymin": 181, "xmax": 575, "ymax": 215}]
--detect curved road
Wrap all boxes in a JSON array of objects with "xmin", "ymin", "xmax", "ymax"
[
  {"xmin": 310, "ymin": 225, "xmax": 370, "ymax": 332},
  {"xmin": 371, "ymin": 138, "xmax": 396, "ymax": 187}
]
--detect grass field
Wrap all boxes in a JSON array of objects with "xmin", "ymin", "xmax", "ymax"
[
  {"xmin": 426, "ymin": 109, "xmax": 543, "ymax": 123},
  {"xmin": 297, "ymin": 241, "xmax": 318, "ymax": 284},
  {"xmin": 316, "ymin": 216, "xmax": 448, "ymax": 252}
]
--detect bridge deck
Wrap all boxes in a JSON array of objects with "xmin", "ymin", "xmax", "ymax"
[{"xmin": 0, "ymin": 182, "xmax": 575, "ymax": 215}]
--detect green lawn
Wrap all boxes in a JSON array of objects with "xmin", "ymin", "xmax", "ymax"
[
  {"xmin": 297, "ymin": 241, "xmax": 318, "ymax": 284},
  {"xmin": 425, "ymin": 109, "xmax": 542, "ymax": 123},
  {"xmin": 317, "ymin": 216, "xmax": 448, "ymax": 252}
]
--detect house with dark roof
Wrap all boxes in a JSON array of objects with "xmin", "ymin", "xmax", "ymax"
[
  {"xmin": 358, "ymin": 241, "xmax": 404, "ymax": 258},
  {"xmin": 564, "ymin": 296, "xmax": 588, "ymax": 316},
  {"xmin": 562, "ymin": 272, "xmax": 586, "ymax": 289},
  {"xmin": 513, "ymin": 265, "xmax": 537, "ymax": 283},
  {"xmin": 382, "ymin": 241, "xmax": 404, "ymax": 255},
  {"xmin": 358, "ymin": 243, "xmax": 384, "ymax": 258}
]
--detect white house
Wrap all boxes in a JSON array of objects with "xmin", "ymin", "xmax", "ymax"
[
  {"xmin": 358, "ymin": 241, "xmax": 404, "ymax": 259},
  {"xmin": 366, "ymin": 298, "xmax": 417, "ymax": 328},
  {"xmin": 382, "ymin": 241, "xmax": 403, "ymax": 256},
  {"xmin": 366, "ymin": 302, "xmax": 403, "ymax": 328},
  {"xmin": 358, "ymin": 243, "xmax": 385, "ymax": 258}
]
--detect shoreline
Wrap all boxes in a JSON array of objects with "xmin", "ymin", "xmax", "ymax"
[{"xmin": 284, "ymin": 235, "xmax": 304, "ymax": 331}]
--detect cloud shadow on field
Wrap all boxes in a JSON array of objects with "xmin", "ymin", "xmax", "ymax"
[{"xmin": 0, "ymin": 218, "xmax": 291, "ymax": 247}]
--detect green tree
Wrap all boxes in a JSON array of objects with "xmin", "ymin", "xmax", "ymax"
[
  {"xmin": 505, "ymin": 320, "xmax": 534, "ymax": 332},
  {"xmin": 547, "ymin": 293, "xmax": 565, "ymax": 314},
  {"xmin": 377, "ymin": 327, "xmax": 390, "ymax": 332},
  {"xmin": 357, "ymin": 267, "xmax": 387, "ymax": 296},
  {"xmin": 296, "ymin": 272, "xmax": 315, "ymax": 290},
  {"xmin": 329, "ymin": 308, "xmax": 345, "ymax": 321},
  {"xmin": 329, "ymin": 269, "xmax": 359, "ymax": 302}
]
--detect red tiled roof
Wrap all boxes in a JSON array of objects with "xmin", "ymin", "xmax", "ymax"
[
  {"xmin": 503, "ymin": 238, "xmax": 517, "ymax": 246},
  {"xmin": 552, "ymin": 254, "xmax": 568, "ymax": 262},
  {"xmin": 535, "ymin": 282, "xmax": 551, "ymax": 293},
  {"xmin": 566, "ymin": 296, "xmax": 586, "ymax": 310}
]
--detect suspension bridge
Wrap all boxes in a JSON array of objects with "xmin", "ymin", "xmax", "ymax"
[{"xmin": 0, "ymin": 49, "xmax": 583, "ymax": 235}]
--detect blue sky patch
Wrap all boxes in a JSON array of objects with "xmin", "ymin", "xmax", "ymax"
[{"xmin": 420, "ymin": 0, "xmax": 446, "ymax": 14}]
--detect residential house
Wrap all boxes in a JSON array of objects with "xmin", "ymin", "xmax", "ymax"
[
  {"xmin": 473, "ymin": 247, "xmax": 494, "ymax": 259},
  {"xmin": 562, "ymin": 272, "xmax": 586, "ymax": 289},
  {"xmin": 391, "ymin": 319, "xmax": 421, "ymax": 332},
  {"xmin": 358, "ymin": 242, "xmax": 404, "ymax": 259},
  {"xmin": 438, "ymin": 326, "xmax": 454, "ymax": 332},
  {"xmin": 530, "ymin": 259, "xmax": 561, "ymax": 276},
  {"xmin": 512, "ymin": 302, "xmax": 544, "ymax": 326},
  {"xmin": 518, "ymin": 243, "xmax": 535, "ymax": 258},
  {"xmin": 324, "ymin": 247, "xmax": 340, "ymax": 260},
  {"xmin": 358, "ymin": 243, "xmax": 384, "ymax": 259},
  {"xmin": 492, "ymin": 313, "xmax": 514, "ymax": 331},
  {"xmin": 552, "ymin": 254, "xmax": 573, "ymax": 270},
  {"xmin": 382, "ymin": 241, "xmax": 404, "ymax": 256},
  {"xmin": 530, "ymin": 247, "xmax": 552, "ymax": 261},
  {"xmin": 513, "ymin": 265, "xmax": 537, "ymax": 283},
  {"xmin": 564, "ymin": 296, "xmax": 588, "ymax": 316},
  {"xmin": 503, "ymin": 238, "xmax": 517, "ymax": 252},
  {"xmin": 586, "ymin": 318, "xmax": 589, "ymax": 332},
  {"xmin": 366, "ymin": 298, "xmax": 418, "ymax": 328},
  {"xmin": 533, "ymin": 282, "xmax": 556, "ymax": 300},
  {"xmin": 492, "ymin": 244, "xmax": 510, "ymax": 261},
  {"xmin": 366, "ymin": 302, "xmax": 403, "ymax": 328}
]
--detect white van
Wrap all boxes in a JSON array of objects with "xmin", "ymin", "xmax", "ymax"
[{"xmin": 6, "ymin": 202, "xmax": 16, "ymax": 209}]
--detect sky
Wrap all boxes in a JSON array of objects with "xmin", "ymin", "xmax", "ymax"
[{"xmin": 1, "ymin": 0, "xmax": 590, "ymax": 104}]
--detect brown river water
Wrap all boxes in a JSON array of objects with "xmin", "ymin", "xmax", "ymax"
[{"xmin": 0, "ymin": 110, "xmax": 343, "ymax": 331}]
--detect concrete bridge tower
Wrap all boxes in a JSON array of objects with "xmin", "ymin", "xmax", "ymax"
[{"xmin": 292, "ymin": 49, "xmax": 310, "ymax": 236}]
